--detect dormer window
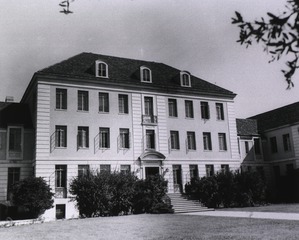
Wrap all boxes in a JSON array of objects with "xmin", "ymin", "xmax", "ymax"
[
  {"xmin": 140, "ymin": 66, "xmax": 152, "ymax": 83},
  {"xmin": 95, "ymin": 60, "xmax": 108, "ymax": 78},
  {"xmin": 180, "ymin": 72, "xmax": 191, "ymax": 87}
]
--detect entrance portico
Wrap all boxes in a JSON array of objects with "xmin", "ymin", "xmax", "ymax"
[{"xmin": 138, "ymin": 150, "xmax": 166, "ymax": 179}]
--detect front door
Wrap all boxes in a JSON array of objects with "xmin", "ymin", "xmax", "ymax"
[
  {"xmin": 145, "ymin": 167, "xmax": 160, "ymax": 178},
  {"xmin": 173, "ymin": 165, "xmax": 182, "ymax": 193}
]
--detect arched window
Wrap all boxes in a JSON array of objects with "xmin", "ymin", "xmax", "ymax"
[
  {"xmin": 140, "ymin": 66, "xmax": 152, "ymax": 83},
  {"xmin": 180, "ymin": 72, "xmax": 191, "ymax": 87},
  {"xmin": 95, "ymin": 60, "xmax": 108, "ymax": 78}
]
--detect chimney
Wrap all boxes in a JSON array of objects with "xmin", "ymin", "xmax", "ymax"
[{"xmin": 5, "ymin": 96, "xmax": 14, "ymax": 102}]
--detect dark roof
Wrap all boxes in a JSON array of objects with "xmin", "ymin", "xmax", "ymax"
[
  {"xmin": 236, "ymin": 118, "xmax": 258, "ymax": 136},
  {"xmin": 250, "ymin": 102, "xmax": 299, "ymax": 132},
  {"xmin": 0, "ymin": 102, "xmax": 33, "ymax": 128},
  {"xmin": 37, "ymin": 52, "xmax": 236, "ymax": 98}
]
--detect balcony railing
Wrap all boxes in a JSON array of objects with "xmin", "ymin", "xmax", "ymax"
[
  {"xmin": 55, "ymin": 187, "xmax": 67, "ymax": 198},
  {"xmin": 142, "ymin": 115, "xmax": 158, "ymax": 125}
]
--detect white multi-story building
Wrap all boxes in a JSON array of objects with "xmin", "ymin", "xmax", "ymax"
[{"xmin": 1, "ymin": 52, "xmax": 241, "ymax": 220}]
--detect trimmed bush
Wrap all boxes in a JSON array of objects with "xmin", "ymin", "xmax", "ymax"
[
  {"xmin": 70, "ymin": 171, "xmax": 173, "ymax": 217},
  {"xmin": 12, "ymin": 177, "xmax": 54, "ymax": 219},
  {"xmin": 185, "ymin": 170, "xmax": 268, "ymax": 208}
]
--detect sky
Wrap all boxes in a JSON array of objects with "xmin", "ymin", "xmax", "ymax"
[{"xmin": 0, "ymin": 0, "xmax": 298, "ymax": 118}]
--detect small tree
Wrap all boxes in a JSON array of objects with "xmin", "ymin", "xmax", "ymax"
[{"xmin": 12, "ymin": 177, "xmax": 54, "ymax": 219}]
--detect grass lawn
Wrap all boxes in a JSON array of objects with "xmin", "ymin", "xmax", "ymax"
[
  {"xmin": 219, "ymin": 203, "xmax": 299, "ymax": 213},
  {"xmin": 0, "ymin": 214, "xmax": 299, "ymax": 240}
]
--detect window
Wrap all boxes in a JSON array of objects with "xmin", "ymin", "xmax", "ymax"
[
  {"xmin": 203, "ymin": 132, "xmax": 212, "ymax": 151},
  {"xmin": 180, "ymin": 72, "xmax": 191, "ymax": 87},
  {"xmin": 245, "ymin": 141, "xmax": 250, "ymax": 153},
  {"xmin": 185, "ymin": 100, "xmax": 194, "ymax": 118},
  {"xmin": 200, "ymin": 102, "xmax": 210, "ymax": 120},
  {"xmin": 120, "ymin": 165, "xmax": 131, "ymax": 174},
  {"xmin": 170, "ymin": 131, "xmax": 180, "ymax": 150},
  {"xmin": 56, "ymin": 204, "xmax": 66, "ymax": 219},
  {"xmin": 144, "ymin": 97, "xmax": 154, "ymax": 116},
  {"xmin": 283, "ymin": 134, "xmax": 291, "ymax": 152},
  {"xmin": 99, "ymin": 128, "xmax": 110, "ymax": 148},
  {"xmin": 270, "ymin": 137, "xmax": 278, "ymax": 153},
  {"xmin": 218, "ymin": 133, "xmax": 227, "ymax": 151},
  {"xmin": 189, "ymin": 165, "xmax": 198, "ymax": 179},
  {"xmin": 8, "ymin": 127, "xmax": 23, "ymax": 158},
  {"xmin": 140, "ymin": 67, "xmax": 152, "ymax": 82},
  {"xmin": 7, "ymin": 167, "xmax": 20, "ymax": 200},
  {"xmin": 216, "ymin": 103, "xmax": 224, "ymax": 120},
  {"xmin": 146, "ymin": 130, "xmax": 155, "ymax": 150},
  {"xmin": 78, "ymin": 165, "xmax": 89, "ymax": 177},
  {"xmin": 254, "ymin": 138, "xmax": 261, "ymax": 155},
  {"xmin": 56, "ymin": 88, "xmax": 67, "ymax": 110},
  {"xmin": 99, "ymin": 92, "xmax": 109, "ymax": 113},
  {"xmin": 168, "ymin": 99, "xmax": 178, "ymax": 117},
  {"xmin": 55, "ymin": 126, "xmax": 67, "ymax": 148},
  {"xmin": 205, "ymin": 165, "xmax": 214, "ymax": 177},
  {"xmin": 55, "ymin": 165, "xmax": 67, "ymax": 188},
  {"xmin": 221, "ymin": 164, "xmax": 229, "ymax": 173},
  {"xmin": 119, "ymin": 128, "xmax": 130, "ymax": 149},
  {"xmin": 78, "ymin": 90, "xmax": 89, "ymax": 111},
  {"xmin": 100, "ymin": 164, "xmax": 111, "ymax": 173},
  {"xmin": 118, "ymin": 94, "xmax": 128, "ymax": 114},
  {"xmin": 187, "ymin": 131, "xmax": 196, "ymax": 150},
  {"xmin": 96, "ymin": 61, "xmax": 108, "ymax": 78},
  {"xmin": 77, "ymin": 127, "xmax": 89, "ymax": 148}
]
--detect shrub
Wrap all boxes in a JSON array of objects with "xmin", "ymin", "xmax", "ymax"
[
  {"xmin": 185, "ymin": 170, "xmax": 268, "ymax": 208},
  {"xmin": 132, "ymin": 175, "xmax": 172, "ymax": 214},
  {"xmin": 12, "ymin": 177, "xmax": 54, "ymax": 219}
]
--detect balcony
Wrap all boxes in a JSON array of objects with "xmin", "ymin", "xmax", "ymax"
[{"xmin": 142, "ymin": 115, "xmax": 158, "ymax": 125}]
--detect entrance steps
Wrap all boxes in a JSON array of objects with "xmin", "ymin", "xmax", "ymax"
[{"xmin": 167, "ymin": 193, "xmax": 214, "ymax": 213}]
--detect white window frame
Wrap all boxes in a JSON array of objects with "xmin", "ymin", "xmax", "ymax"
[
  {"xmin": 168, "ymin": 99, "xmax": 178, "ymax": 117},
  {"xmin": 170, "ymin": 131, "xmax": 180, "ymax": 150},
  {"xmin": 77, "ymin": 127, "xmax": 89, "ymax": 149},
  {"xmin": 180, "ymin": 72, "xmax": 191, "ymax": 87},
  {"xmin": 99, "ymin": 92, "xmax": 109, "ymax": 113},
  {"xmin": 55, "ymin": 126, "xmax": 67, "ymax": 148},
  {"xmin": 185, "ymin": 100, "xmax": 194, "ymax": 118},
  {"xmin": 7, "ymin": 126, "xmax": 23, "ymax": 160},
  {"xmin": 140, "ymin": 66, "xmax": 152, "ymax": 83},
  {"xmin": 78, "ymin": 90, "xmax": 89, "ymax": 111},
  {"xmin": 95, "ymin": 60, "xmax": 108, "ymax": 78},
  {"xmin": 187, "ymin": 131, "xmax": 196, "ymax": 150},
  {"xmin": 99, "ymin": 127, "xmax": 110, "ymax": 149},
  {"xmin": 216, "ymin": 103, "xmax": 224, "ymax": 120},
  {"xmin": 118, "ymin": 94, "xmax": 129, "ymax": 114},
  {"xmin": 119, "ymin": 128, "xmax": 130, "ymax": 149},
  {"xmin": 56, "ymin": 88, "xmax": 67, "ymax": 110},
  {"xmin": 203, "ymin": 132, "xmax": 212, "ymax": 151}
]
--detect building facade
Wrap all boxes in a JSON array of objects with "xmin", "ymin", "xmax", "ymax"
[{"xmin": 2, "ymin": 52, "xmax": 242, "ymax": 220}]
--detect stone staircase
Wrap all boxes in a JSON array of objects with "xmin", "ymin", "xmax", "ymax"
[{"xmin": 167, "ymin": 193, "xmax": 214, "ymax": 213}]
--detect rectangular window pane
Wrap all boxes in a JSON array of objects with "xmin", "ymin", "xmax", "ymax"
[
  {"xmin": 185, "ymin": 100, "xmax": 194, "ymax": 118},
  {"xmin": 144, "ymin": 97, "xmax": 153, "ymax": 116},
  {"xmin": 187, "ymin": 131, "xmax": 196, "ymax": 150},
  {"xmin": 168, "ymin": 99, "xmax": 177, "ymax": 117},
  {"xmin": 118, "ymin": 94, "xmax": 128, "ymax": 114},
  {"xmin": 270, "ymin": 137, "xmax": 278, "ymax": 153},
  {"xmin": 99, "ymin": 128, "xmax": 110, "ymax": 148},
  {"xmin": 120, "ymin": 128, "xmax": 130, "ymax": 149},
  {"xmin": 203, "ymin": 132, "xmax": 212, "ymax": 150},
  {"xmin": 283, "ymin": 134, "xmax": 291, "ymax": 151},
  {"xmin": 170, "ymin": 131, "xmax": 180, "ymax": 150},
  {"xmin": 120, "ymin": 165, "xmax": 131, "ymax": 174},
  {"xmin": 205, "ymin": 165, "xmax": 214, "ymax": 177},
  {"xmin": 146, "ymin": 130, "xmax": 155, "ymax": 149},
  {"xmin": 55, "ymin": 126, "xmax": 67, "ymax": 148},
  {"xmin": 78, "ymin": 165, "xmax": 89, "ymax": 177},
  {"xmin": 56, "ymin": 89, "xmax": 67, "ymax": 110},
  {"xmin": 78, "ymin": 127, "xmax": 89, "ymax": 148},
  {"xmin": 55, "ymin": 165, "xmax": 67, "ymax": 188},
  {"xmin": 216, "ymin": 103, "xmax": 224, "ymax": 120},
  {"xmin": 218, "ymin": 133, "xmax": 227, "ymax": 151},
  {"xmin": 9, "ymin": 128, "xmax": 22, "ymax": 151},
  {"xmin": 100, "ymin": 164, "xmax": 111, "ymax": 173},
  {"xmin": 78, "ymin": 91, "xmax": 89, "ymax": 111},
  {"xmin": 99, "ymin": 93, "xmax": 109, "ymax": 113},
  {"xmin": 189, "ymin": 165, "xmax": 198, "ymax": 179},
  {"xmin": 201, "ymin": 102, "xmax": 210, "ymax": 120}
]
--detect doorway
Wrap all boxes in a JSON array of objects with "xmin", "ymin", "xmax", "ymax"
[
  {"xmin": 145, "ymin": 167, "xmax": 160, "ymax": 178},
  {"xmin": 173, "ymin": 165, "xmax": 182, "ymax": 193}
]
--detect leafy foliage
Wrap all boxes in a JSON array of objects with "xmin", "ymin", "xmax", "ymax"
[
  {"xmin": 12, "ymin": 177, "xmax": 54, "ymax": 219},
  {"xmin": 185, "ymin": 171, "xmax": 268, "ymax": 208},
  {"xmin": 70, "ymin": 171, "xmax": 172, "ymax": 217},
  {"xmin": 232, "ymin": 0, "xmax": 299, "ymax": 88}
]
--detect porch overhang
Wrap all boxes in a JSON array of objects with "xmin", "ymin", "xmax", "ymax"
[{"xmin": 138, "ymin": 150, "xmax": 166, "ymax": 161}]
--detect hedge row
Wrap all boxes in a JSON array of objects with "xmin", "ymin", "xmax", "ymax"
[
  {"xmin": 185, "ymin": 171, "xmax": 268, "ymax": 208},
  {"xmin": 69, "ymin": 171, "xmax": 173, "ymax": 217}
]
